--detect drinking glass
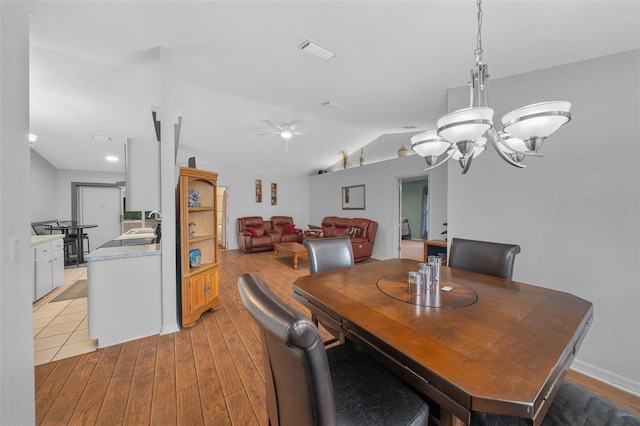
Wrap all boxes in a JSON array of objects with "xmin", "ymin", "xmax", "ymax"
[
  {"xmin": 418, "ymin": 263, "xmax": 432, "ymax": 289},
  {"xmin": 407, "ymin": 271, "xmax": 424, "ymax": 295},
  {"xmin": 428, "ymin": 255, "xmax": 441, "ymax": 284}
]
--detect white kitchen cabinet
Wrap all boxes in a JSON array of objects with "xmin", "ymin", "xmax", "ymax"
[{"xmin": 33, "ymin": 236, "xmax": 64, "ymax": 301}]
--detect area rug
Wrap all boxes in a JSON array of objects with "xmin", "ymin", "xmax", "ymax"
[{"xmin": 51, "ymin": 279, "xmax": 87, "ymax": 302}]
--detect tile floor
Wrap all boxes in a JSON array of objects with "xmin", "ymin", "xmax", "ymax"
[{"xmin": 33, "ymin": 266, "xmax": 97, "ymax": 365}]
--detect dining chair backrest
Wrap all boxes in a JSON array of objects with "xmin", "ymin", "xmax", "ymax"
[
  {"xmin": 304, "ymin": 236, "xmax": 354, "ymax": 275},
  {"xmin": 238, "ymin": 273, "xmax": 337, "ymax": 425},
  {"xmin": 32, "ymin": 224, "xmax": 53, "ymax": 235},
  {"xmin": 237, "ymin": 273, "xmax": 429, "ymax": 426},
  {"xmin": 57, "ymin": 221, "xmax": 87, "ymax": 249},
  {"xmin": 448, "ymin": 237, "xmax": 521, "ymax": 280}
]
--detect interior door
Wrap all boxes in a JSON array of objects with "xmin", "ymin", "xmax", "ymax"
[
  {"xmin": 218, "ymin": 187, "xmax": 229, "ymax": 249},
  {"xmin": 77, "ymin": 185, "xmax": 123, "ymax": 250}
]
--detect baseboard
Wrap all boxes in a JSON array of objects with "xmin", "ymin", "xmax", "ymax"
[
  {"xmin": 572, "ymin": 359, "xmax": 640, "ymax": 397},
  {"xmin": 161, "ymin": 323, "xmax": 180, "ymax": 335}
]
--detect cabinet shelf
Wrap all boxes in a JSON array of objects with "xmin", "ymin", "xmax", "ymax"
[
  {"xmin": 178, "ymin": 167, "xmax": 220, "ymax": 328},
  {"xmin": 187, "ymin": 234, "xmax": 216, "ymax": 244},
  {"xmin": 185, "ymin": 261, "xmax": 218, "ymax": 276}
]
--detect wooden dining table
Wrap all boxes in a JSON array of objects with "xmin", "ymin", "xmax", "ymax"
[{"xmin": 292, "ymin": 259, "xmax": 593, "ymax": 426}]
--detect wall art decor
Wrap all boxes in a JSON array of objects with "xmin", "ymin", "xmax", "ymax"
[
  {"xmin": 271, "ymin": 183, "xmax": 277, "ymax": 205},
  {"xmin": 255, "ymin": 179, "xmax": 262, "ymax": 203}
]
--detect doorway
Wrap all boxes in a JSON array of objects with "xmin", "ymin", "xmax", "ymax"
[
  {"xmin": 72, "ymin": 183, "xmax": 123, "ymax": 251},
  {"xmin": 399, "ymin": 176, "xmax": 428, "ymax": 260},
  {"xmin": 217, "ymin": 186, "xmax": 229, "ymax": 250}
]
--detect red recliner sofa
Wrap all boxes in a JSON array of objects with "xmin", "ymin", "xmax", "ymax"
[
  {"xmin": 237, "ymin": 216, "xmax": 302, "ymax": 253},
  {"xmin": 302, "ymin": 216, "xmax": 378, "ymax": 262}
]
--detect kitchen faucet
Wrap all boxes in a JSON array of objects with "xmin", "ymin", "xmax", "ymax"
[
  {"xmin": 148, "ymin": 210, "xmax": 162, "ymax": 244},
  {"xmin": 148, "ymin": 210, "xmax": 162, "ymax": 221}
]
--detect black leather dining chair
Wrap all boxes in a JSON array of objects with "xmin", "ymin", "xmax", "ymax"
[
  {"xmin": 303, "ymin": 236, "xmax": 354, "ymax": 344},
  {"xmin": 237, "ymin": 273, "xmax": 429, "ymax": 426},
  {"xmin": 448, "ymin": 237, "xmax": 521, "ymax": 280},
  {"xmin": 57, "ymin": 220, "xmax": 90, "ymax": 254},
  {"xmin": 304, "ymin": 236, "xmax": 354, "ymax": 274}
]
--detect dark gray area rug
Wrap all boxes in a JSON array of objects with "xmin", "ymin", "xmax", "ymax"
[{"xmin": 51, "ymin": 279, "xmax": 87, "ymax": 302}]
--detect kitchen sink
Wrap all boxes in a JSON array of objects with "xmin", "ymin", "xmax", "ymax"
[
  {"xmin": 115, "ymin": 228, "xmax": 156, "ymax": 240},
  {"xmin": 100, "ymin": 237, "xmax": 157, "ymax": 248}
]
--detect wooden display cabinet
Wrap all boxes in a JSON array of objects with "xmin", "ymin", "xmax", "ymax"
[{"xmin": 177, "ymin": 167, "xmax": 220, "ymax": 327}]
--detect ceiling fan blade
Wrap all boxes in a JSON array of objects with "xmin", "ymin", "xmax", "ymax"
[
  {"xmin": 257, "ymin": 131, "xmax": 280, "ymax": 136},
  {"xmin": 287, "ymin": 119, "xmax": 299, "ymax": 130},
  {"xmin": 293, "ymin": 131, "xmax": 313, "ymax": 137},
  {"xmin": 263, "ymin": 120, "xmax": 283, "ymax": 130}
]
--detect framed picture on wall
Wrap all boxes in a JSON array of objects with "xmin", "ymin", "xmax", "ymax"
[
  {"xmin": 271, "ymin": 183, "xmax": 277, "ymax": 205},
  {"xmin": 256, "ymin": 179, "xmax": 262, "ymax": 203}
]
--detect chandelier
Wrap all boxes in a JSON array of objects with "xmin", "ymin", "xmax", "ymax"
[{"xmin": 411, "ymin": 0, "xmax": 571, "ymax": 174}]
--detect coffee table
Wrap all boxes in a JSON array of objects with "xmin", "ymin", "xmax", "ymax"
[{"xmin": 274, "ymin": 242, "xmax": 307, "ymax": 270}]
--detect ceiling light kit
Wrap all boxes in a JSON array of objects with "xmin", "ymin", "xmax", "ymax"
[
  {"xmin": 258, "ymin": 119, "xmax": 313, "ymax": 152},
  {"xmin": 411, "ymin": 0, "xmax": 571, "ymax": 174}
]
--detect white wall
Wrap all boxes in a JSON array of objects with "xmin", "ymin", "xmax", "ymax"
[
  {"xmin": 309, "ymin": 154, "xmax": 448, "ymax": 259},
  {"xmin": 0, "ymin": 2, "xmax": 35, "ymax": 423},
  {"xmin": 55, "ymin": 169, "xmax": 125, "ymax": 220},
  {"xmin": 192, "ymin": 163, "xmax": 310, "ymax": 250},
  {"xmin": 30, "ymin": 148, "xmax": 58, "ymax": 222},
  {"xmin": 447, "ymin": 50, "xmax": 640, "ymax": 394}
]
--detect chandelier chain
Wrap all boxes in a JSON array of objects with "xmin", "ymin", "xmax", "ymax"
[{"xmin": 475, "ymin": 0, "xmax": 483, "ymax": 64}]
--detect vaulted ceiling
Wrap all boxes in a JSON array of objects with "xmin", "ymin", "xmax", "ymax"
[{"xmin": 27, "ymin": 1, "xmax": 640, "ymax": 175}]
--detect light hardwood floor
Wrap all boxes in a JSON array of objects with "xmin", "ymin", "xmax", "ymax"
[{"xmin": 35, "ymin": 249, "xmax": 640, "ymax": 425}]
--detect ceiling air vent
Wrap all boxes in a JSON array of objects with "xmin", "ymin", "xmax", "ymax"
[
  {"xmin": 322, "ymin": 101, "xmax": 344, "ymax": 110},
  {"xmin": 299, "ymin": 39, "xmax": 336, "ymax": 61}
]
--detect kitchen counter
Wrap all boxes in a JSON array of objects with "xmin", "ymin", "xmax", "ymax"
[
  {"xmin": 86, "ymin": 242, "xmax": 160, "ymax": 262},
  {"xmin": 86, "ymin": 239, "xmax": 161, "ymax": 348},
  {"xmin": 31, "ymin": 234, "xmax": 63, "ymax": 245}
]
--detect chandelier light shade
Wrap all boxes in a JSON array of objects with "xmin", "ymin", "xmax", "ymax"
[
  {"xmin": 410, "ymin": 130, "xmax": 452, "ymax": 167},
  {"xmin": 437, "ymin": 107, "xmax": 494, "ymax": 154},
  {"xmin": 502, "ymin": 101, "xmax": 572, "ymax": 152},
  {"xmin": 450, "ymin": 136, "xmax": 486, "ymax": 160},
  {"xmin": 412, "ymin": 0, "xmax": 571, "ymax": 174},
  {"xmin": 498, "ymin": 131, "xmax": 526, "ymax": 152},
  {"xmin": 450, "ymin": 136, "xmax": 487, "ymax": 172}
]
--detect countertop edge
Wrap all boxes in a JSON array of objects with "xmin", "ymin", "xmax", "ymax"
[
  {"xmin": 31, "ymin": 235, "xmax": 63, "ymax": 246},
  {"xmin": 86, "ymin": 244, "xmax": 161, "ymax": 261}
]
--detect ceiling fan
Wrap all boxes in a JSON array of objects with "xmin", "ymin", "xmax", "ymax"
[{"xmin": 258, "ymin": 119, "xmax": 313, "ymax": 151}]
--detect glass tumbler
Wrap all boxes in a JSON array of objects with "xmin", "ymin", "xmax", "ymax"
[
  {"xmin": 418, "ymin": 263, "xmax": 433, "ymax": 289},
  {"xmin": 428, "ymin": 255, "xmax": 441, "ymax": 284},
  {"xmin": 407, "ymin": 271, "xmax": 423, "ymax": 295}
]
